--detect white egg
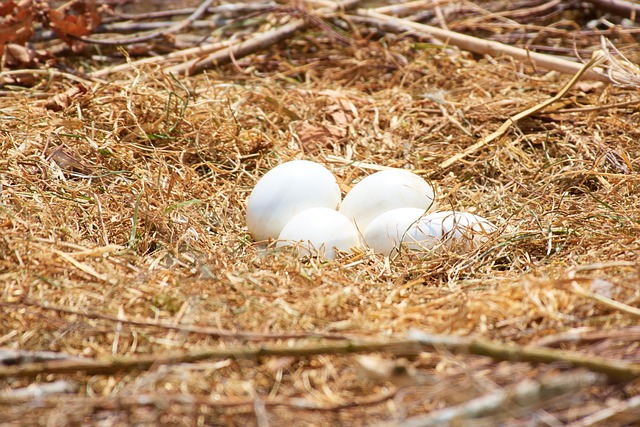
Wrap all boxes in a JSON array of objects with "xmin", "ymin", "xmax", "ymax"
[
  {"xmin": 364, "ymin": 209, "xmax": 496, "ymax": 256},
  {"xmin": 339, "ymin": 169, "xmax": 434, "ymax": 231},
  {"xmin": 276, "ymin": 207, "xmax": 360, "ymax": 260},
  {"xmin": 363, "ymin": 207, "xmax": 431, "ymax": 256},
  {"xmin": 246, "ymin": 160, "xmax": 341, "ymax": 241}
]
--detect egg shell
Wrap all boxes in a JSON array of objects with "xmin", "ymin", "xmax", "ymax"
[
  {"xmin": 364, "ymin": 209, "xmax": 496, "ymax": 256},
  {"xmin": 246, "ymin": 160, "xmax": 341, "ymax": 241},
  {"xmin": 339, "ymin": 169, "xmax": 434, "ymax": 231},
  {"xmin": 276, "ymin": 207, "xmax": 360, "ymax": 260},
  {"xmin": 363, "ymin": 207, "xmax": 432, "ymax": 256},
  {"xmin": 404, "ymin": 211, "xmax": 496, "ymax": 252}
]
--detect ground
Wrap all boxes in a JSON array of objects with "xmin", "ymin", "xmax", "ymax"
[{"xmin": 0, "ymin": 1, "xmax": 639, "ymax": 426}]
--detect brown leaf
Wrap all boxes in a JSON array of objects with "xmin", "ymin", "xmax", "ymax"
[
  {"xmin": 2, "ymin": 43, "xmax": 34, "ymax": 68},
  {"xmin": 47, "ymin": 1, "xmax": 100, "ymax": 45},
  {"xmin": 47, "ymin": 146, "xmax": 91, "ymax": 174},
  {"xmin": 0, "ymin": 0, "xmax": 16, "ymax": 16},
  {"xmin": 296, "ymin": 121, "xmax": 337, "ymax": 154},
  {"xmin": 0, "ymin": 6, "xmax": 35, "ymax": 56},
  {"xmin": 45, "ymin": 83, "xmax": 89, "ymax": 111}
]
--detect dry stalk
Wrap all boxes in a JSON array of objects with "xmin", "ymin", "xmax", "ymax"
[
  {"xmin": 391, "ymin": 371, "xmax": 605, "ymax": 427},
  {"xmin": 436, "ymin": 50, "xmax": 607, "ymax": 171},
  {"xmin": 2, "ymin": 331, "xmax": 639, "ymax": 382},
  {"xmin": 566, "ymin": 262, "xmax": 640, "ymax": 319},
  {"xmin": 165, "ymin": 0, "xmax": 362, "ymax": 76},
  {"xmin": 79, "ymin": 0, "xmax": 217, "ymax": 45},
  {"xmin": 567, "ymin": 394, "xmax": 640, "ymax": 427},
  {"xmin": 355, "ymin": 9, "xmax": 614, "ymax": 82}
]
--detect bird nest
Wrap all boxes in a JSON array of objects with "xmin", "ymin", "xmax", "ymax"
[{"xmin": 1, "ymin": 1, "xmax": 639, "ymax": 425}]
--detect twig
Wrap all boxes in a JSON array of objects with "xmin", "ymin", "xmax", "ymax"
[
  {"xmin": 569, "ymin": 282, "xmax": 640, "ymax": 318},
  {"xmin": 532, "ymin": 326, "xmax": 640, "ymax": 347},
  {"xmin": 10, "ymin": 299, "xmax": 351, "ymax": 341},
  {"xmin": 101, "ymin": 2, "xmax": 277, "ymax": 23},
  {"xmin": 90, "ymin": 40, "xmax": 232, "ymax": 78},
  {"xmin": 0, "ymin": 338, "xmax": 423, "ymax": 379},
  {"xmin": 0, "ymin": 348, "xmax": 83, "ymax": 365},
  {"xmin": 0, "ymin": 380, "xmax": 78, "ymax": 402},
  {"xmin": 539, "ymin": 99, "xmax": 640, "ymax": 114},
  {"xmin": 165, "ymin": 0, "xmax": 362, "ymax": 76},
  {"xmin": 582, "ymin": 0, "xmax": 640, "ymax": 22},
  {"xmin": 436, "ymin": 51, "xmax": 607, "ymax": 171},
  {"xmin": 1, "ymin": 388, "xmax": 400, "ymax": 412},
  {"xmin": 78, "ymin": 0, "xmax": 217, "ymax": 45},
  {"xmin": 565, "ymin": 262, "xmax": 640, "ymax": 318},
  {"xmin": 406, "ymin": 329, "xmax": 640, "ymax": 382},
  {"xmin": 0, "ymin": 68, "xmax": 104, "ymax": 85},
  {"xmin": 391, "ymin": 371, "xmax": 605, "ymax": 427},
  {"xmin": 1, "ymin": 330, "xmax": 639, "ymax": 381},
  {"xmin": 355, "ymin": 9, "xmax": 613, "ymax": 82},
  {"xmin": 567, "ymin": 394, "xmax": 640, "ymax": 427}
]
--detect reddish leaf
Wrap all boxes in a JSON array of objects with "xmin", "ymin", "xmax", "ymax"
[
  {"xmin": 46, "ymin": 1, "xmax": 100, "ymax": 45},
  {"xmin": 0, "ymin": 5, "xmax": 34, "ymax": 59},
  {"xmin": 0, "ymin": 0, "xmax": 16, "ymax": 16}
]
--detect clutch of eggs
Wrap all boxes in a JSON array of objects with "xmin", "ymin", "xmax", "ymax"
[
  {"xmin": 246, "ymin": 160, "xmax": 494, "ymax": 259},
  {"xmin": 364, "ymin": 209, "xmax": 496, "ymax": 256}
]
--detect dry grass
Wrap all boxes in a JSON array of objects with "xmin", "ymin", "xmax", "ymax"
[{"xmin": 1, "ymin": 1, "xmax": 640, "ymax": 425}]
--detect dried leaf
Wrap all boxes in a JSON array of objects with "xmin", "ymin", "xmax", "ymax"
[
  {"xmin": 47, "ymin": 1, "xmax": 100, "ymax": 45},
  {"xmin": 296, "ymin": 121, "xmax": 339, "ymax": 154},
  {"xmin": 1, "ymin": 43, "xmax": 36, "ymax": 68},
  {"xmin": 45, "ymin": 84, "xmax": 89, "ymax": 111},
  {"xmin": 0, "ymin": 0, "xmax": 16, "ymax": 16},
  {"xmin": 47, "ymin": 146, "xmax": 91, "ymax": 174}
]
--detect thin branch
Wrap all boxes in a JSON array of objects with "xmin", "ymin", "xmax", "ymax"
[
  {"xmin": 567, "ymin": 394, "xmax": 640, "ymax": 427},
  {"xmin": 0, "ymin": 348, "xmax": 83, "ymax": 365},
  {"xmin": 355, "ymin": 9, "xmax": 614, "ymax": 82},
  {"xmin": 101, "ymin": 2, "xmax": 277, "ymax": 23},
  {"xmin": 582, "ymin": 0, "xmax": 640, "ymax": 22},
  {"xmin": 0, "ymin": 380, "xmax": 78, "ymax": 402},
  {"xmin": 77, "ymin": 0, "xmax": 217, "ymax": 45},
  {"xmin": 90, "ymin": 40, "xmax": 230, "ymax": 78},
  {"xmin": 1, "ymin": 388, "xmax": 400, "ymax": 411},
  {"xmin": 532, "ymin": 326, "xmax": 640, "ymax": 347},
  {"xmin": 1, "ymin": 330, "xmax": 639, "ymax": 381},
  {"xmin": 165, "ymin": 0, "xmax": 363, "ymax": 76},
  {"xmin": 392, "ymin": 371, "xmax": 605, "ymax": 427},
  {"xmin": 569, "ymin": 280, "xmax": 640, "ymax": 318}
]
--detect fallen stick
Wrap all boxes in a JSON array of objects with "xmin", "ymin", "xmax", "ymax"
[
  {"xmin": 356, "ymin": 9, "xmax": 613, "ymax": 82},
  {"xmin": 567, "ymin": 394, "xmax": 640, "ymax": 427},
  {"xmin": 90, "ymin": 40, "xmax": 232, "ymax": 78},
  {"xmin": 78, "ymin": 0, "xmax": 217, "ymax": 45},
  {"xmin": 393, "ymin": 371, "xmax": 605, "ymax": 427},
  {"xmin": 583, "ymin": 0, "xmax": 640, "ymax": 23},
  {"xmin": 1, "ymin": 330, "xmax": 638, "ymax": 381},
  {"xmin": 165, "ymin": 0, "xmax": 362, "ymax": 76},
  {"xmin": 0, "ymin": 380, "xmax": 77, "ymax": 402},
  {"xmin": 0, "ymin": 348, "xmax": 83, "ymax": 365}
]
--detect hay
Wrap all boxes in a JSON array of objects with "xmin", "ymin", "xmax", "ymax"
[{"xmin": 1, "ymin": 0, "xmax": 639, "ymax": 425}]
